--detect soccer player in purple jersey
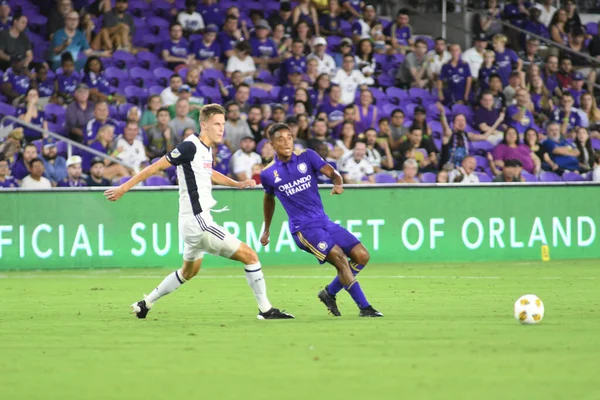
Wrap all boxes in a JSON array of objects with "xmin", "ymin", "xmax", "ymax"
[{"xmin": 260, "ymin": 123, "xmax": 383, "ymax": 317}]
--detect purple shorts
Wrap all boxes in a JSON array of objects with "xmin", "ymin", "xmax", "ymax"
[{"xmin": 293, "ymin": 220, "xmax": 360, "ymax": 264}]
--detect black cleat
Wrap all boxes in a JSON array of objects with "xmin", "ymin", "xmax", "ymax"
[
  {"xmin": 318, "ymin": 286, "xmax": 342, "ymax": 316},
  {"xmin": 359, "ymin": 305, "xmax": 383, "ymax": 317},
  {"xmin": 257, "ymin": 307, "xmax": 295, "ymax": 320},
  {"xmin": 131, "ymin": 295, "xmax": 152, "ymax": 319}
]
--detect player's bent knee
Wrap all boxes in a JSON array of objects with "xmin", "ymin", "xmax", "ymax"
[{"xmin": 231, "ymin": 243, "xmax": 259, "ymax": 265}]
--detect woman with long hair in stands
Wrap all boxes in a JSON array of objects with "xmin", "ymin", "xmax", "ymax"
[
  {"xmin": 574, "ymin": 126, "xmax": 595, "ymax": 172},
  {"xmin": 292, "ymin": 0, "xmax": 320, "ymax": 37},
  {"xmin": 82, "ymin": 56, "xmax": 125, "ymax": 104},
  {"xmin": 529, "ymin": 74, "xmax": 553, "ymax": 126},
  {"xmin": 293, "ymin": 20, "xmax": 313, "ymax": 55},
  {"xmin": 491, "ymin": 126, "xmax": 537, "ymax": 174},
  {"xmin": 140, "ymin": 95, "xmax": 163, "ymax": 131},
  {"xmin": 355, "ymin": 39, "xmax": 377, "ymax": 78},
  {"xmin": 293, "ymin": 88, "xmax": 314, "ymax": 116},
  {"xmin": 296, "ymin": 113, "xmax": 311, "ymax": 141},
  {"xmin": 580, "ymin": 92, "xmax": 600, "ymax": 138},
  {"xmin": 523, "ymin": 127, "xmax": 545, "ymax": 174},
  {"xmin": 303, "ymin": 58, "xmax": 319, "ymax": 86},
  {"xmin": 354, "ymin": 89, "xmax": 378, "ymax": 134},
  {"xmin": 335, "ymin": 121, "xmax": 357, "ymax": 158},
  {"xmin": 17, "ymin": 88, "xmax": 48, "ymax": 142},
  {"xmin": 311, "ymin": 73, "xmax": 331, "ymax": 110},
  {"xmin": 549, "ymin": 8, "xmax": 569, "ymax": 45}
]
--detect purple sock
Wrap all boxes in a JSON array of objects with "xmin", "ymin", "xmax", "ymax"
[
  {"xmin": 327, "ymin": 262, "xmax": 365, "ymax": 296},
  {"xmin": 345, "ymin": 280, "xmax": 370, "ymax": 309}
]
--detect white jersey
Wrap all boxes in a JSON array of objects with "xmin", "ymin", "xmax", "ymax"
[{"xmin": 165, "ymin": 134, "xmax": 217, "ymax": 218}]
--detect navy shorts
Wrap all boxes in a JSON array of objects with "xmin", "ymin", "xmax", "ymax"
[{"xmin": 293, "ymin": 220, "xmax": 361, "ymax": 264}]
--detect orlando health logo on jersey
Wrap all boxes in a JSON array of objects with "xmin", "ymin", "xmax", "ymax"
[{"xmin": 276, "ymin": 162, "xmax": 313, "ymax": 196}]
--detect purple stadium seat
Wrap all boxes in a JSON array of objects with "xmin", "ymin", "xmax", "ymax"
[
  {"xmin": 269, "ymin": 86, "xmax": 281, "ymax": 99},
  {"xmin": 377, "ymin": 74, "xmax": 395, "ymax": 89},
  {"xmin": 128, "ymin": 0, "xmax": 146, "ymax": 16},
  {"xmin": 112, "ymin": 50, "xmax": 137, "ymax": 69},
  {"xmin": 421, "ymin": 172, "xmax": 437, "ymax": 183},
  {"xmin": 149, "ymin": 86, "xmax": 165, "ymax": 96},
  {"xmin": 257, "ymin": 70, "xmax": 275, "ymax": 84},
  {"xmin": 0, "ymin": 102, "xmax": 17, "ymax": 118},
  {"xmin": 429, "ymin": 121, "xmax": 443, "ymax": 137},
  {"xmin": 434, "ymin": 138, "xmax": 442, "ymax": 151},
  {"xmin": 409, "ymin": 88, "xmax": 436, "ymax": 105},
  {"xmin": 146, "ymin": 16, "xmax": 170, "ymax": 34},
  {"xmin": 374, "ymin": 173, "xmax": 396, "ymax": 183},
  {"xmin": 108, "ymin": 105, "xmax": 119, "ymax": 118},
  {"xmin": 414, "ymin": 36, "xmax": 434, "ymax": 51},
  {"xmin": 562, "ymin": 172, "xmax": 585, "ymax": 182},
  {"xmin": 153, "ymin": 67, "xmax": 175, "ymax": 87},
  {"xmin": 381, "ymin": 103, "xmax": 400, "ymax": 117},
  {"xmin": 198, "ymin": 86, "xmax": 222, "ymax": 103},
  {"xmin": 591, "ymin": 138, "xmax": 600, "ymax": 150},
  {"xmin": 47, "ymin": 121, "xmax": 65, "ymax": 136},
  {"xmin": 201, "ymin": 69, "xmax": 225, "ymax": 87},
  {"xmin": 586, "ymin": 22, "xmax": 598, "ymax": 36},
  {"xmin": 145, "ymin": 175, "xmax": 171, "ymax": 186},
  {"xmin": 130, "ymin": 66, "xmax": 155, "ymax": 87},
  {"xmin": 451, "ymin": 104, "xmax": 474, "ymax": 123},
  {"xmin": 385, "ymin": 87, "xmax": 409, "ymax": 105},
  {"xmin": 471, "ymin": 140, "xmax": 495, "ymax": 155},
  {"xmin": 521, "ymin": 171, "xmax": 538, "ymax": 182},
  {"xmin": 135, "ymin": 51, "xmax": 161, "ymax": 69},
  {"xmin": 476, "ymin": 172, "xmax": 492, "ymax": 182},
  {"xmin": 340, "ymin": 20, "xmax": 352, "ymax": 36},
  {"xmin": 44, "ymin": 103, "xmax": 66, "ymax": 125},
  {"xmin": 327, "ymin": 36, "xmax": 342, "ymax": 53},
  {"xmin": 540, "ymin": 171, "xmax": 562, "ymax": 182},
  {"xmin": 104, "ymin": 67, "xmax": 129, "ymax": 87},
  {"xmin": 118, "ymin": 103, "xmax": 136, "ymax": 120},
  {"xmin": 250, "ymin": 87, "xmax": 271, "ymax": 104},
  {"xmin": 138, "ymin": 34, "xmax": 164, "ymax": 53},
  {"xmin": 370, "ymin": 87, "xmax": 387, "ymax": 103},
  {"xmin": 32, "ymin": 139, "xmax": 43, "ymax": 154},
  {"xmin": 474, "ymin": 155, "xmax": 488, "ymax": 171},
  {"xmin": 119, "ymin": 176, "xmax": 132, "ymax": 185},
  {"xmin": 404, "ymin": 103, "xmax": 418, "ymax": 119},
  {"xmin": 56, "ymin": 140, "xmax": 68, "ymax": 157}
]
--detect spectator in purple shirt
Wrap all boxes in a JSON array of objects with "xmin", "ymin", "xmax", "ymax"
[
  {"xmin": 317, "ymin": 84, "xmax": 345, "ymax": 132},
  {"xmin": 190, "ymin": 24, "xmax": 221, "ymax": 69},
  {"xmin": 162, "ymin": 22, "xmax": 192, "ymax": 71},
  {"xmin": 250, "ymin": 20, "xmax": 280, "ymax": 72},
  {"xmin": 197, "ymin": 0, "xmax": 225, "ymax": 28},
  {"xmin": 55, "ymin": 53, "xmax": 80, "ymax": 104},
  {"xmin": 341, "ymin": 0, "xmax": 364, "ymax": 21},
  {"xmin": 0, "ymin": 0, "xmax": 12, "ymax": 33},
  {"xmin": 550, "ymin": 91, "xmax": 582, "ymax": 138},
  {"xmin": 474, "ymin": 91, "xmax": 506, "ymax": 144},
  {"xmin": 320, "ymin": 0, "xmax": 343, "ymax": 36},
  {"xmin": 278, "ymin": 66, "xmax": 304, "ymax": 111},
  {"xmin": 279, "ymin": 40, "xmax": 307, "ymax": 85},
  {"xmin": 17, "ymin": 88, "xmax": 48, "ymax": 141},
  {"xmin": 33, "ymin": 64, "xmax": 56, "ymax": 105},
  {"xmin": 218, "ymin": 15, "xmax": 242, "ymax": 63},
  {"xmin": 0, "ymin": 157, "xmax": 19, "ymax": 188},
  {"xmin": 82, "ymin": 56, "xmax": 125, "ymax": 104},
  {"xmin": 491, "ymin": 126, "xmax": 536, "ymax": 173},
  {"xmin": 569, "ymin": 72, "xmax": 586, "ymax": 108},
  {"xmin": 1, "ymin": 54, "xmax": 31, "ymax": 104},
  {"xmin": 506, "ymin": 88, "xmax": 536, "ymax": 134},
  {"xmin": 212, "ymin": 142, "xmax": 232, "ymax": 176},
  {"xmin": 492, "ymin": 34, "xmax": 522, "ymax": 87},
  {"xmin": 438, "ymin": 44, "xmax": 472, "ymax": 105},
  {"xmin": 85, "ymin": 101, "xmax": 121, "ymax": 143},
  {"xmin": 541, "ymin": 55, "xmax": 560, "ymax": 95},
  {"xmin": 11, "ymin": 143, "xmax": 38, "ymax": 180},
  {"xmin": 386, "ymin": 9, "xmax": 413, "ymax": 54}
]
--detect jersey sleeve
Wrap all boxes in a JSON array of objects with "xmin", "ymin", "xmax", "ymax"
[
  {"xmin": 260, "ymin": 171, "xmax": 275, "ymax": 195},
  {"xmin": 165, "ymin": 140, "xmax": 196, "ymax": 166},
  {"xmin": 306, "ymin": 149, "xmax": 328, "ymax": 173}
]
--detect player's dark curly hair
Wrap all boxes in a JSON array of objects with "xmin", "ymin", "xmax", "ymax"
[{"xmin": 268, "ymin": 123, "xmax": 290, "ymax": 140}]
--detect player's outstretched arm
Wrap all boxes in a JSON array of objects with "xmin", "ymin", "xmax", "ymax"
[
  {"xmin": 211, "ymin": 170, "xmax": 256, "ymax": 189},
  {"xmin": 260, "ymin": 193, "xmax": 276, "ymax": 246},
  {"xmin": 320, "ymin": 164, "xmax": 344, "ymax": 195},
  {"xmin": 104, "ymin": 157, "xmax": 171, "ymax": 201}
]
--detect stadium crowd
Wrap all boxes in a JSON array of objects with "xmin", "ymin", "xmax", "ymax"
[{"xmin": 1, "ymin": 0, "xmax": 600, "ymax": 189}]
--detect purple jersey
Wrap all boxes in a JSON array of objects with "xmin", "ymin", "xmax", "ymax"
[
  {"xmin": 277, "ymin": 84, "xmax": 297, "ymax": 106},
  {"xmin": 16, "ymin": 107, "xmax": 46, "ymax": 139},
  {"xmin": 569, "ymin": 89, "xmax": 585, "ymax": 108},
  {"xmin": 478, "ymin": 64, "xmax": 498, "ymax": 92},
  {"xmin": 197, "ymin": 3, "xmax": 224, "ymax": 27},
  {"xmin": 82, "ymin": 72, "xmax": 111, "ymax": 95},
  {"xmin": 341, "ymin": 0, "xmax": 362, "ymax": 15},
  {"xmin": 318, "ymin": 100, "xmax": 345, "ymax": 123},
  {"xmin": 218, "ymin": 31, "xmax": 237, "ymax": 61},
  {"xmin": 37, "ymin": 78, "xmax": 55, "ymax": 98},
  {"xmin": 506, "ymin": 105, "xmax": 534, "ymax": 134},
  {"xmin": 542, "ymin": 71, "xmax": 559, "ymax": 94},
  {"xmin": 494, "ymin": 49, "xmax": 519, "ymax": 86},
  {"xmin": 190, "ymin": 39, "xmax": 221, "ymax": 60},
  {"xmin": 2, "ymin": 70, "xmax": 30, "ymax": 95},
  {"xmin": 84, "ymin": 118, "xmax": 120, "ymax": 143},
  {"xmin": 10, "ymin": 158, "xmax": 29, "ymax": 180},
  {"xmin": 82, "ymin": 140, "xmax": 108, "ymax": 172},
  {"xmin": 279, "ymin": 56, "xmax": 307, "ymax": 84},
  {"xmin": 0, "ymin": 176, "xmax": 19, "ymax": 188},
  {"xmin": 213, "ymin": 143, "xmax": 232, "ymax": 176},
  {"xmin": 56, "ymin": 72, "xmax": 80, "ymax": 96},
  {"xmin": 260, "ymin": 149, "xmax": 328, "ymax": 233},
  {"xmin": 386, "ymin": 24, "xmax": 411, "ymax": 46},
  {"xmin": 162, "ymin": 38, "xmax": 189, "ymax": 58},
  {"xmin": 440, "ymin": 60, "xmax": 471, "ymax": 102},
  {"xmin": 250, "ymin": 37, "xmax": 278, "ymax": 59},
  {"xmin": 551, "ymin": 109, "xmax": 581, "ymax": 131}
]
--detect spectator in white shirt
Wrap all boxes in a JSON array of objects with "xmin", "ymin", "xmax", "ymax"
[
  {"xmin": 332, "ymin": 54, "xmax": 374, "ymax": 105},
  {"xmin": 177, "ymin": 0, "xmax": 205, "ymax": 36},
  {"xmin": 462, "ymin": 34, "xmax": 488, "ymax": 79},
  {"xmin": 116, "ymin": 121, "xmax": 149, "ymax": 174},
  {"xmin": 160, "ymin": 74, "xmax": 183, "ymax": 107},
  {"xmin": 535, "ymin": 0, "xmax": 557, "ymax": 27},
  {"xmin": 21, "ymin": 158, "xmax": 52, "ymax": 189},
  {"xmin": 339, "ymin": 141, "xmax": 376, "ymax": 183},
  {"xmin": 426, "ymin": 37, "xmax": 451, "ymax": 82},
  {"xmin": 226, "ymin": 41, "xmax": 257, "ymax": 85},
  {"xmin": 231, "ymin": 134, "xmax": 262, "ymax": 181},
  {"xmin": 308, "ymin": 37, "xmax": 336, "ymax": 76},
  {"xmin": 449, "ymin": 156, "xmax": 480, "ymax": 183}
]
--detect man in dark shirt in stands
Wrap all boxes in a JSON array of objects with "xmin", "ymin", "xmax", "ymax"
[
  {"xmin": 102, "ymin": 0, "xmax": 135, "ymax": 51},
  {"xmin": 86, "ymin": 157, "xmax": 111, "ymax": 186},
  {"xmin": 0, "ymin": 13, "xmax": 32, "ymax": 71}
]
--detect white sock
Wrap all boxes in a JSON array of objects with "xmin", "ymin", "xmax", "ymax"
[
  {"xmin": 244, "ymin": 263, "xmax": 272, "ymax": 313},
  {"xmin": 146, "ymin": 268, "xmax": 186, "ymax": 305}
]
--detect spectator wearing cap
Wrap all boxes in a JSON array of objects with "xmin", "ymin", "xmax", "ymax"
[
  {"xmin": 351, "ymin": 4, "xmax": 377, "ymax": 42},
  {"xmin": 190, "ymin": 24, "xmax": 222, "ymax": 70},
  {"xmin": 438, "ymin": 44, "xmax": 472, "ymax": 105},
  {"xmin": 462, "ymin": 34, "xmax": 488, "ymax": 79},
  {"xmin": 397, "ymin": 38, "xmax": 429, "ymax": 89},
  {"xmin": 231, "ymin": 134, "xmax": 261, "ymax": 181},
  {"xmin": 267, "ymin": 1, "xmax": 293, "ymax": 36},
  {"xmin": 218, "ymin": 15, "xmax": 243, "ymax": 62},
  {"xmin": 197, "ymin": 0, "xmax": 225, "ymax": 28},
  {"xmin": 492, "ymin": 34, "xmax": 522, "ymax": 87},
  {"xmin": 518, "ymin": 37, "xmax": 543, "ymax": 70},
  {"xmin": 319, "ymin": 0, "xmax": 343, "ymax": 36},
  {"xmin": 21, "ymin": 158, "xmax": 52, "ymax": 189},
  {"xmin": 226, "ymin": 41, "xmax": 258, "ymax": 85},
  {"xmin": 503, "ymin": 70, "xmax": 523, "ymax": 105},
  {"xmin": 339, "ymin": 141, "xmax": 375, "ymax": 184},
  {"xmin": 493, "ymin": 158, "xmax": 525, "ymax": 182},
  {"xmin": 16, "ymin": 88, "xmax": 48, "ymax": 141},
  {"xmin": 224, "ymin": 102, "xmax": 252, "ymax": 152},
  {"xmin": 1, "ymin": 54, "xmax": 31, "ymax": 105},
  {"xmin": 426, "ymin": 37, "xmax": 451, "ymax": 83},
  {"xmin": 85, "ymin": 101, "xmax": 120, "ymax": 143},
  {"xmin": 386, "ymin": 9, "xmax": 413, "ymax": 54},
  {"xmin": 506, "ymin": 88, "xmax": 535, "ymax": 134},
  {"xmin": 146, "ymin": 107, "xmax": 174, "ymax": 159},
  {"xmin": 332, "ymin": 54, "xmax": 373, "ymax": 105},
  {"xmin": 40, "ymin": 142, "xmax": 67, "ymax": 184},
  {"xmin": 341, "ymin": 0, "xmax": 364, "ymax": 21},
  {"xmin": 55, "ymin": 53, "xmax": 80, "ymax": 104},
  {"xmin": 101, "ymin": 0, "xmax": 135, "ymax": 51},
  {"xmin": 535, "ymin": 0, "xmax": 556, "ymax": 27},
  {"xmin": 551, "ymin": 91, "xmax": 582, "ymax": 137},
  {"xmin": 86, "ymin": 157, "xmax": 111, "ymax": 186},
  {"xmin": 308, "ymin": 37, "xmax": 336, "ymax": 76},
  {"xmin": 279, "ymin": 40, "xmax": 307, "ymax": 85},
  {"xmin": 292, "ymin": 0, "xmax": 320, "ymax": 36},
  {"xmin": 167, "ymin": 99, "xmax": 197, "ymax": 140},
  {"xmin": 270, "ymin": 104, "xmax": 286, "ymax": 123},
  {"xmin": 115, "ymin": 121, "xmax": 148, "ymax": 174},
  {"xmin": 162, "ymin": 22, "xmax": 193, "ymax": 71},
  {"xmin": 0, "ymin": 157, "xmax": 18, "ymax": 188},
  {"xmin": 177, "ymin": 0, "xmax": 205, "ymax": 37},
  {"xmin": 0, "ymin": 13, "xmax": 32, "ymax": 71},
  {"xmin": 354, "ymin": 89, "xmax": 377, "ymax": 134},
  {"xmin": 277, "ymin": 66, "xmax": 304, "ymax": 111},
  {"xmin": 0, "ymin": 0, "xmax": 12, "ymax": 32},
  {"xmin": 160, "ymin": 74, "xmax": 183, "ymax": 107},
  {"xmin": 65, "ymin": 84, "xmax": 94, "ymax": 142},
  {"xmin": 247, "ymin": 105, "xmax": 264, "ymax": 142},
  {"xmin": 569, "ymin": 72, "xmax": 586, "ymax": 108},
  {"xmin": 250, "ymin": 20, "xmax": 280, "ymax": 71},
  {"xmin": 168, "ymin": 85, "xmax": 201, "ymax": 127},
  {"xmin": 57, "ymin": 155, "xmax": 87, "ymax": 187}
]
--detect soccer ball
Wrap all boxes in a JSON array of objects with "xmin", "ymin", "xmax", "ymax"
[{"xmin": 514, "ymin": 294, "xmax": 544, "ymax": 324}]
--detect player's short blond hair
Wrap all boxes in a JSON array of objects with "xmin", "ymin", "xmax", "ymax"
[
  {"xmin": 484, "ymin": 50, "xmax": 495, "ymax": 58},
  {"xmin": 200, "ymin": 103, "xmax": 226, "ymax": 122},
  {"xmin": 493, "ymin": 34, "xmax": 507, "ymax": 44}
]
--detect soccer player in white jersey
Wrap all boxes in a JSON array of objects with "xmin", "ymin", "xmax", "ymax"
[{"xmin": 104, "ymin": 104, "xmax": 293, "ymax": 320}]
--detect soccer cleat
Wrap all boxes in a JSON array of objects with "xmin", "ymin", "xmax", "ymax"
[
  {"xmin": 257, "ymin": 307, "xmax": 295, "ymax": 320},
  {"xmin": 359, "ymin": 305, "xmax": 384, "ymax": 318},
  {"xmin": 318, "ymin": 286, "xmax": 342, "ymax": 316},
  {"xmin": 131, "ymin": 295, "xmax": 153, "ymax": 319}
]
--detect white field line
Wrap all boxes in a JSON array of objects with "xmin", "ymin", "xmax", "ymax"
[{"xmin": 0, "ymin": 274, "xmax": 597, "ymax": 280}]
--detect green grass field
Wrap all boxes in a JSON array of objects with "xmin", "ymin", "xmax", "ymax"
[{"xmin": 1, "ymin": 260, "xmax": 600, "ymax": 400}]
